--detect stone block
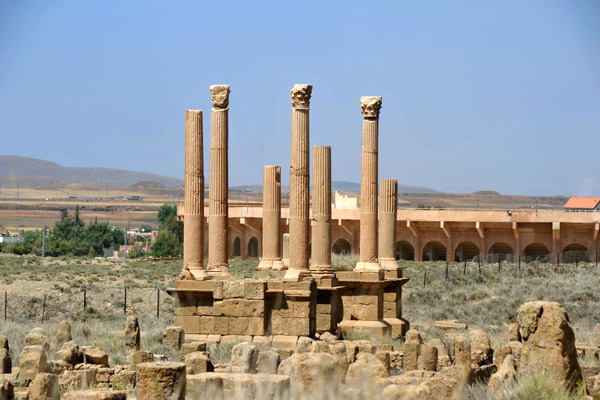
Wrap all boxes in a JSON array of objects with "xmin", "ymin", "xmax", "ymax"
[
  {"xmin": 252, "ymin": 336, "xmax": 272, "ymax": 349},
  {"xmin": 84, "ymin": 348, "xmax": 109, "ymax": 366},
  {"xmin": 272, "ymin": 336, "xmax": 298, "ymax": 351},
  {"xmin": 175, "ymin": 280, "xmax": 214, "ymax": 290},
  {"xmin": 222, "ymin": 281, "xmax": 245, "ymax": 299},
  {"xmin": 351, "ymin": 303, "xmax": 380, "ymax": 320},
  {"xmin": 25, "ymin": 334, "xmax": 50, "ymax": 354},
  {"xmin": 285, "ymin": 318, "xmax": 311, "ymax": 337},
  {"xmin": 28, "ymin": 373, "xmax": 59, "ymax": 400},
  {"xmin": 316, "ymin": 314, "xmax": 333, "ymax": 332},
  {"xmin": 228, "ymin": 317, "xmax": 250, "ymax": 335},
  {"xmin": 196, "ymin": 297, "xmax": 215, "ymax": 316},
  {"xmin": 181, "ymin": 341, "xmax": 207, "ymax": 359},
  {"xmin": 199, "ymin": 316, "xmax": 229, "ymax": 335},
  {"xmin": 418, "ymin": 345, "xmax": 438, "ymax": 371},
  {"xmin": 213, "ymin": 299, "xmax": 265, "ymax": 318},
  {"xmin": 316, "ymin": 302, "xmax": 332, "ymax": 314},
  {"xmin": 213, "ymin": 281, "xmax": 223, "ymax": 300},
  {"xmin": 18, "ymin": 345, "xmax": 48, "ymax": 382},
  {"xmin": 163, "ymin": 326, "xmax": 185, "ymax": 352},
  {"xmin": 174, "ymin": 296, "xmax": 198, "ymax": 316},
  {"xmin": 403, "ymin": 342, "xmax": 419, "ymax": 370},
  {"xmin": 174, "ymin": 315, "xmax": 201, "ymax": 334},
  {"xmin": 245, "ymin": 281, "xmax": 266, "ymax": 300},
  {"xmin": 231, "ymin": 342, "xmax": 258, "ymax": 374},
  {"xmin": 337, "ymin": 320, "xmax": 390, "ymax": 338},
  {"xmin": 62, "ymin": 390, "xmax": 127, "ymax": 400},
  {"xmin": 384, "ymin": 318, "xmax": 409, "ymax": 339},
  {"xmin": 186, "ymin": 373, "xmax": 224, "ymax": 400},
  {"xmin": 60, "ymin": 369, "xmax": 97, "ymax": 392},
  {"xmin": 136, "ymin": 362, "xmax": 186, "ymax": 400},
  {"xmin": 185, "ymin": 351, "xmax": 213, "ymax": 374},
  {"xmin": 292, "ymin": 301, "xmax": 312, "ymax": 318},
  {"xmin": 257, "ymin": 350, "xmax": 280, "ymax": 374},
  {"xmin": 248, "ymin": 317, "xmax": 265, "ymax": 336}
]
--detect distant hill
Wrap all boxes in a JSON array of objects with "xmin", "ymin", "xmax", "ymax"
[
  {"xmin": 332, "ymin": 180, "xmax": 438, "ymax": 194},
  {"xmin": 0, "ymin": 156, "xmax": 183, "ymax": 188}
]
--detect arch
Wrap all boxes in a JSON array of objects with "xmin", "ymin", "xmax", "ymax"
[
  {"xmin": 232, "ymin": 236, "xmax": 241, "ymax": 257},
  {"xmin": 488, "ymin": 242, "xmax": 514, "ymax": 262},
  {"xmin": 562, "ymin": 243, "xmax": 590, "ymax": 263},
  {"xmin": 422, "ymin": 241, "xmax": 446, "ymax": 261},
  {"xmin": 454, "ymin": 241, "xmax": 479, "ymax": 262},
  {"xmin": 247, "ymin": 237, "xmax": 259, "ymax": 258},
  {"xmin": 395, "ymin": 240, "xmax": 414, "ymax": 260},
  {"xmin": 522, "ymin": 243, "xmax": 550, "ymax": 262},
  {"xmin": 332, "ymin": 238, "xmax": 351, "ymax": 255}
]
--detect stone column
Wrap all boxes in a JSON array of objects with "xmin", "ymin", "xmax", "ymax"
[
  {"xmin": 207, "ymin": 85, "xmax": 230, "ymax": 275},
  {"xmin": 355, "ymin": 96, "xmax": 383, "ymax": 271},
  {"xmin": 181, "ymin": 110, "xmax": 208, "ymax": 280},
  {"xmin": 310, "ymin": 146, "xmax": 334, "ymax": 279},
  {"xmin": 378, "ymin": 179, "xmax": 400, "ymax": 271},
  {"xmin": 257, "ymin": 165, "xmax": 285, "ymax": 271},
  {"xmin": 284, "ymin": 84, "xmax": 313, "ymax": 281}
]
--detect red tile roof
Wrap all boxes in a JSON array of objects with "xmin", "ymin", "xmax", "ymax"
[{"xmin": 564, "ymin": 197, "xmax": 600, "ymax": 209}]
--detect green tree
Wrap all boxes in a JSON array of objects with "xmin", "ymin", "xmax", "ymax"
[
  {"xmin": 85, "ymin": 221, "xmax": 114, "ymax": 255},
  {"xmin": 151, "ymin": 230, "xmax": 181, "ymax": 257},
  {"xmin": 157, "ymin": 204, "xmax": 178, "ymax": 229},
  {"xmin": 165, "ymin": 215, "xmax": 184, "ymax": 243}
]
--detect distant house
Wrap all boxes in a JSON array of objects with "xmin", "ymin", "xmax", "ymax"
[
  {"xmin": 0, "ymin": 234, "xmax": 24, "ymax": 244},
  {"xmin": 563, "ymin": 197, "xmax": 600, "ymax": 212}
]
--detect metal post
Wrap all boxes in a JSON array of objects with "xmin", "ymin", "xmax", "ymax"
[
  {"xmin": 498, "ymin": 257, "xmax": 501, "ymax": 276},
  {"xmin": 42, "ymin": 225, "xmax": 47, "ymax": 259},
  {"xmin": 478, "ymin": 259, "xmax": 481, "ymax": 276},
  {"xmin": 557, "ymin": 252, "xmax": 560, "ymax": 267},
  {"xmin": 576, "ymin": 251, "xmax": 579, "ymax": 268},
  {"xmin": 596, "ymin": 250, "xmax": 598, "ymax": 269},
  {"xmin": 83, "ymin": 289, "xmax": 87, "ymax": 311},
  {"xmin": 156, "ymin": 288, "xmax": 160, "ymax": 318},
  {"xmin": 445, "ymin": 261, "xmax": 449, "ymax": 282},
  {"xmin": 463, "ymin": 259, "xmax": 467, "ymax": 276},
  {"xmin": 518, "ymin": 254, "xmax": 521, "ymax": 272},
  {"xmin": 124, "ymin": 288, "xmax": 127, "ymax": 315},
  {"xmin": 4, "ymin": 291, "xmax": 6, "ymax": 322},
  {"xmin": 41, "ymin": 294, "xmax": 46, "ymax": 324}
]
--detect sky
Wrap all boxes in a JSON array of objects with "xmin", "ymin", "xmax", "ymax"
[{"xmin": 0, "ymin": 1, "xmax": 599, "ymax": 196}]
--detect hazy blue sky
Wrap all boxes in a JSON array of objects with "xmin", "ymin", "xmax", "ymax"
[{"xmin": 1, "ymin": 1, "xmax": 599, "ymax": 196}]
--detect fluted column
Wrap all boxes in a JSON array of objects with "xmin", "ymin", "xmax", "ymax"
[
  {"xmin": 310, "ymin": 146, "xmax": 334, "ymax": 278},
  {"xmin": 284, "ymin": 84, "xmax": 313, "ymax": 281},
  {"xmin": 207, "ymin": 85, "xmax": 230, "ymax": 275},
  {"xmin": 181, "ymin": 110, "xmax": 208, "ymax": 280},
  {"xmin": 378, "ymin": 179, "xmax": 400, "ymax": 271},
  {"xmin": 257, "ymin": 165, "xmax": 285, "ymax": 271},
  {"xmin": 355, "ymin": 96, "xmax": 383, "ymax": 271}
]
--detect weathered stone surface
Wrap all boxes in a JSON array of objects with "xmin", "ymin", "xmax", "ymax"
[
  {"xmin": 56, "ymin": 320, "xmax": 73, "ymax": 350},
  {"xmin": 18, "ymin": 345, "xmax": 48, "ymax": 382},
  {"xmin": 346, "ymin": 352, "xmax": 389, "ymax": 394},
  {"xmin": 125, "ymin": 315, "xmax": 141, "ymax": 354},
  {"xmin": 59, "ymin": 369, "xmax": 97, "ymax": 392},
  {"xmin": 28, "ymin": 373, "xmax": 59, "ymax": 400},
  {"xmin": 517, "ymin": 301, "xmax": 582, "ymax": 389},
  {"xmin": 129, "ymin": 350, "xmax": 154, "ymax": 368},
  {"xmin": 0, "ymin": 378, "xmax": 14, "ymax": 400},
  {"xmin": 319, "ymin": 332, "xmax": 338, "ymax": 343},
  {"xmin": 488, "ymin": 355, "xmax": 517, "ymax": 392},
  {"xmin": 55, "ymin": 341, "xmax": 84, "ymax": 366},
  {"xmin": 453, "ymin": 334, "xmax": 471, "ymax": 369},
  {"xmin": 163, "ymin": 326, "xmax": 185, "ymax": 352},
  {"xmin": 403, "ymin": 342, "xmax": 420, "ymax": 371},
  {"xmin": 310, "ymin": 341, "xmax": 331, "ymax": 354},
  {"xmin": 62, "ymin": 390, "xmax": 127, "ymax": 399},
  {"xmin": 257, "ymin": 350, "xmax": 280, "ymax": 375},
  {"xmin": 230, "ymin": 342, "xmax": 258, "ymax": 374},
  {"xmin": 181, "ymin": 341, "xmax": 207, "ymax": 359},
  {"xmin": 295, "ymin": 336, "xmax": 314, "ymax": 354},
  {"xmin": 417, "ymin": 345, "xmax": 438, "ymax": 372},
  {"xmin": 136, "ymin": 361, "xmax": 186, "ymax": 400},
  {"xmin": 84, "ymin": 347, "xmax": 109, "ymax": 366},
  {"xmin": 24, "ymin": 334, "xmax": 50, "ymax": 353},
  {"xmin": 406, "ymin": 329, "xmax": 424, "ymax": 344},
  {"xmin": 382, "ymin": 383, "xmax": 432, "ymax": 400},
  {"xmin": 469, "ymin": 329, "xmax": 493, "ymax": 366},
  {"xmin": 186, "ymin": 373, "xmax": 224, "ymax": 400},
  {"xmin": 0, "ymin": 348, "xmax": 11, "ymax": 374},
  {"xmin": 508, "ymin": 322, "xmax": 521, "ymax": 342},
  {"xmin": 278, "ymin": 352, "xmax": 340, "ymax": 397},
  {"xmin": 185, "ymin": 352, "xmax": 213, "ymax": 374},
  {"xmin": 426, "ymin": 366, "xmax": 471, "ymax": 399},
  {"xmin": 187, "ymin": 373, "xmax": 289, "ymax": 400},
  {"xmin": 0, "ymin": 335, "xmax": 8, "ymax": 351}
]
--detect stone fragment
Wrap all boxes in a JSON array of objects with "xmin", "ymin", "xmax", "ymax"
[
  {"xmin": 319, "ymin": 332, "xmax": 338, "ymax": 343},
  {"xmin": 257, "ymin": 350, "xmax": 280, "ymax": 375},
  {"xmin": 278, "ymin": 352, "xmax": 340, "ymax": 398},
  {"xmin": 435, "ymin": 320, "xmax": 468, "ymax": 330},
  {"xmin": 186, "ymin": 373, "xmax": 224, "ymax": 400},
  {"xmin": 28, "ymin": 372, "xmax": 59, "ymax": 400},
  {"xmin": 180, "ymin": 341, "xmax": 206, "ymax": 359},
  {"xmin": 403, "ymin": 342, "xmax": 420, "ymax": 371},
  {"xmin": 31, "ymin": 327, "xmax": 46, "ymax": 335},
  {"xmin": 469, "ymin": 329, "xmax": 493, "ymax": 366},
  {"xmin": 355, "ymin": 340, "xmax": 374, "ymax": 354},
  {"xmin": 382, "ymin": 384, "xmax": 432, "ymax": 400},
  {"xmin": 136, "ymin": 361, "xmax": 186, "ymax": 400},
  {"xmin": 55, "ymin": 341, "xmax": 84, "ymax": 366},
  {"xmin": 163, "ymin": 326, "xmax": 185, "ymax": 353},
  {"xmin": 185, "ymin": 352, "xmax": 213, "ymax": 374},
  {"xmin": 488, "ymin": 355, "xmax": 517, "ymax": 391},
  {"xmin": 62, "ymin": 390, "xmax": 127, "ymax": 399},
  {"xmin": 59, "ymin": 369, "xmax": 97, "ymax": 392},
  {"xmin": 124, "ymin": 315, "xmax": 141, "ymax": 354},
  {"xmin": 129, "ymin": 350, "xmax": 154, "ymax": 369},
  {"xmin": 84, "ymin": 347, "xmax": 109, "ymax": 366},
  {"xmin": 230, "ymin": 342, "xmax": 258, "ymax": 374},
  {"xmin": 346, "ymin": 352, "xmax": 389, "ymax": 394},
  {"xmin": 25, "ymin": 334, "xmax": 50, "ymax": 353},
  {"xmin": 517, "ymin": 301, "xmax": 582, "ymax": 389},
  {"xmin": 0, "ymin": 335, "xmax": 8, "ymax": 351},
  {"xmin": 0, "ymin": 348, "xmax": 11, "ymax": 374},
  {"xmin": 508, "ymin": 322, "xmax": 521, "ymax": 342},
  {"xmin": 330, "ymin": 343, "xmax": 350, "ymax": 383},
  {"xmin": 310, "ymin": 341, "xmax": 331, "ymax": 354},
  {"xmin": 56, "ymin": 320, "xmax": 73, "ymax": 350},
  {"xmin": 18, "ymin": 345, "xmax": 48, "ymax": 382},
  {"xmin": 418, "ymin": 345, "xmax": 438, "ymax": 372}
]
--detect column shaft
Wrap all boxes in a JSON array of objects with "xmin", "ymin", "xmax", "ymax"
[
  {"xmin": 310, "ymin": 146, "xmax": 334, "ymax": 278},
  {"xmin": 182, "ymin": 110, "xmax": 207, "ymax": 280},
  {"xmin": 257, "ymin": 165, "xmax": 285, "ymax": 270},
  {"xmin": 378, "ymin": 179, "xmax": 400, "ymax": 270}
]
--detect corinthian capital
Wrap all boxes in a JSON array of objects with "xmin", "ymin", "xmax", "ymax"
[
  {"xmin": 360, "ymin": 96, "xmax": 382, "ymax": 118},
  {"xmin": 290, "ymin": 84, "xmax": 312, "ymax": 109},
  {"xmin": 210, "ymin": 85, "xmax": 231, "ymax": 109}
]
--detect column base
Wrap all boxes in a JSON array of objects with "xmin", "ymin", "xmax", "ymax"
[
  {"xmin": 283, "ymin": 268, "xmax": 313, "ymax": 282},
  {"xmin": 207, "ymin": 263, "xmax": 230, "ymax": 276},
  {"xmin": 188, "ymin": 263, "xmax": 211, "ymax": 281},
  {"xmin": 378, "ymin": 258, "xmax": 401, "ymax": 271},
  {"xmin": 337, "ymin": 320, "xmax": 391, "ymax": 337},
  {"xmin": 383, "ymin": 317, "xmax": 410, "ymax": 339},
  {"xmin": 354, "ymin": 261, "xmax": 382, "ymax": 271},
  {"xmin": 309, "ymin": 264, "xmax": 335, "ymax": 279},
  {"xmin": 256, "ymin": 258, "xmax": 287, "ymax": 271}
]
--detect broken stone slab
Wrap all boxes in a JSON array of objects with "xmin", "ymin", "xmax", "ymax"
[
  {"xmin": 181, "ymin": 341, "xmax": 206, "ymax": 359},
  {"xmin": 84, "ymin": 347, "xmax": 109, "ymax": 366},
  {"xmin": 18, "ymin": 346, "xmax": 48, "ymax": 383},
  {"xmin": 124, "ymin": 316, "xmax": 141, "ymax": 355},
  {"xmin": 136, "ymin": 361, "xmax": 186, "ymax": 400},
  {"xmin": 256, "ymin": 350, "xmax": 280, "ymax": 375},
  {"xmin": 24, "ymin": 334, "xmax": 50, "ymax": 354},
  {"xmin": 56, "ymin": 321, "xmax": 73, "ymax": 350},
  {"xmin": 163, "ymin": 326, "xmax": 185, "ymax": 352},
  {"xmin": 59, "ymin": 369, "xmax": 97, "ymax": 392},
  {"xmin": 185, "ymin": 352, "xmax": 213, "ymax": 374},
  {"xmin": 278, "ymin": 352, "xmax": 341, "ymax": 397},
  {"xmin": 55, "ymin": 341, "xmax": 84, "ymax": 366},
  {"xmin": 230, "ymin": 342, "xmax": 258, "ymax": 374},
  {"xmin": 435, "ymin": 320, "xmax": 468, "ymax": 330},
  {"xmin": 27, "ymin": 373, "xmax": 59, "ymax": 400},
  {"xmin": 187, "ymin": 372, "xmax": 290, "ymax": 400},
  {"xmin": 61, "ymin": 389, "xmax": 128, "ymax": 400}
]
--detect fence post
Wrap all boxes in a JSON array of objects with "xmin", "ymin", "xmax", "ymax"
[
  {"xmin": 478, "ymin": 260, "xmax": 481, "ymax": 276},
  {"xmin": 557, "ymin": 252, "xmax": 560, "ymax": 267},
  {"xmin": 124, "ymin": 288, "xmax": 127, "ymax": 315},
  {"xmin": 4, "ymin": 291, "xmax": 6, "ymax": 322},
  {"xmin": 463, "ymin": 259, "xmax": 467, "ymax": 276},
  {"xmin": 83, "ymin": 290, "xmax": 87, "ymax": 311},
  {"xmin": 445, "ymin": 261, "xmax": 449, "ymax": 282},
  {"xmin": 576, "ymin": 251, "xmax": 579, "ymax": 268},
  {"xmin": 498, "ymin": 257, "xmax": 501, "ymax": 276},
  {"xmin": 156, "ymin": 288, "xmax": 160, "ymax": 318},
  {"xmin": 596, "ymin": 250, "xmax": 598, "ymax": 269},
  {"xmin": 518, "ymin": 254, "xmax": 521, "ymax": 273},
  {"xmin": 41, "ymin": 294, "xmax": 46, "ymax": 324}
]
